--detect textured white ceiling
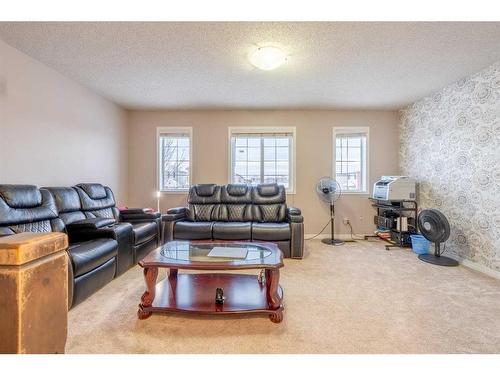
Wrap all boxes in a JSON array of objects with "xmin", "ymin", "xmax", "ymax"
[{"xmin": 1, "ymin": 22, "xmax": 500, "ymax": 110}]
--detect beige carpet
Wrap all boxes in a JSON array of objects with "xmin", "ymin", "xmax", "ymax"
[{"xmin": 66, "ymin": 239, "xmax": 500, "ymax": 353}]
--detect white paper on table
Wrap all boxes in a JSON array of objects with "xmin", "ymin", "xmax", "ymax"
[{"xmin": 207, "ymin": 246, "xmax": 249, "ymax": 259}]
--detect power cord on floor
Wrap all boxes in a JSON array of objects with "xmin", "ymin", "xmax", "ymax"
[
  {"xmin": 306, "ymin": 219, "xmax": 368, "ymax": 241},
  {"xmin": 305, "ymin": 219, "xmax": 332, "ymax": 240},
  {"xmin": 346, "ymin": 221, "xmax": 365, "ymax": 240}
]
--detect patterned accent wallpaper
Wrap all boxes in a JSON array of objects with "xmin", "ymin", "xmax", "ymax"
[{"xmin": 399, "ymin": 61, "xmax": 500, "ymax": 272}]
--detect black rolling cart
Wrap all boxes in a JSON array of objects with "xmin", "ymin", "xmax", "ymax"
[{"xmin": 364, "ymin": 198, "xmax": 418, "ymax": 250}]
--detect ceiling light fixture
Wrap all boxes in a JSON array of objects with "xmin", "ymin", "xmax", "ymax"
[{"xmin": 249, "ymin": 46, "xmax": 287, "ymax": 71}]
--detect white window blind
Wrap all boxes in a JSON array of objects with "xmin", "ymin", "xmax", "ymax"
[
  {"xmin": 158, "ymin": 128, "xmax": 191, "ymax": 191},
  {"xmin": 229, "ymin": 129, "xmax": 294, "ymax": 191},
  {"xmin": 334, "ymin": 129, "xmax": 368, "ymax": 193}
]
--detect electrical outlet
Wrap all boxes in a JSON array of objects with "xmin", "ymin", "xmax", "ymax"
[{"xmin": 343, "ymin": 218, "xmax": 350, "ymax": 225}]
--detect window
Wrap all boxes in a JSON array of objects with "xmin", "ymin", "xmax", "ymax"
[
  {"xmin": 333, "ymin": 127, "xmax": 369, "ymax": 193},
  {"xmin": 157, "ymin": 127, "xmax": 192, "ymax": 192},
  {"xmin": 229, "ymin": 127, "xmax": 295, "ymax": 192}
]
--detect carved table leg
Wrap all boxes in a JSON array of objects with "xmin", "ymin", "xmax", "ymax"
[
  {"xmin": 269, "ymin": 309, "xmax": 283, "ymax": 323},
  {"xmin": 138, "ymin": 266, "xmax": 158, "ymax": 320},
  {"xmin": 169, "ymin": 268, "xmax": 178, "ymax": 280},
  {"xmin": 168, "ymin": 268, "xmax": 178, "ymax": 298},
  {"xmin": 265, "ymin": 268, "xmax": 283, "ymax": 323}
]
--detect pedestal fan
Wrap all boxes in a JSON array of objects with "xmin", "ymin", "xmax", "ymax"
[
  {"xmin": 316, "ymin": 177, "xmax": 344, "ymax": 246},
  {"xmin": 417, "ymin": 209, "xmax": 458, "ymax": 267}
]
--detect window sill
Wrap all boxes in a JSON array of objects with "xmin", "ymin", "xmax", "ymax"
[
  {"xmin": 159, "ymin": 190, "xmax": 189, "ymax": 195},
  {"xmin": 342, "ymin": 191, "xmax": 370, "ymax": 196},
  {"xmin": 161, "ymin": 188, "xmax": 296, "ymax": 194}
]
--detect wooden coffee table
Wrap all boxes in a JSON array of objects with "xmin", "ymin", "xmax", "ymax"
[{"xmin": 137, "ymin": 241, "xmax": 284, "ymax": 323}]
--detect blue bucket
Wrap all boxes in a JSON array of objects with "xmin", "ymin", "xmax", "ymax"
[{"xmin": 410, "ymin": 235, "xmax": 430, "ymax": 255}]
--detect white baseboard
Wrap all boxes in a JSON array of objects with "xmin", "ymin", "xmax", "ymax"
[
  {"xmin": 305, "ymin": 233, "xmax": 371, "ymax": 241},
  {"xmin": 460, "ymin": 259, "xmax": 500, "ymax": 280}
]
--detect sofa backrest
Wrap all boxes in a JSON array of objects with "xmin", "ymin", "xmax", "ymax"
[
  {"xmin": 0, "ymin": 184, "xmax": 65, "ymax": 236},
  {"xmin": 74, "ymin": 183, "xmax": 119, "ymax": 220},
  {"xmin": 44, "ymin": 187, "xmax": 87, "ymax": 225},
  {"xmin": 251, "ymin": 183, "xmax": 287, "ymax": 222},
  {"xmin": 219, "ymin": 184, "xmax": 253, "ymax": 222},
  {"xmin": 187, "ymin": 184, "xmax": 221, "ymax": 221},
  {"xmin": 186, "ymin": 183, "xmax": 286, "ymax": 223}
]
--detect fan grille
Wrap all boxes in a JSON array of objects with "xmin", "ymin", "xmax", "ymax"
[
  {"xmin": 418, "ymin": 209, "xmax": 450, "ymax": 243},
  {"xmin": 316, "ymin": 177, "xmax": 341, "ymax": 203}
]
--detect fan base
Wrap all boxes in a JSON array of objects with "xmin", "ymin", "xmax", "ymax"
[
  {"xmin": 321, "ymin": 238, "xmax": 345, "ymax": 246},
  {"xmin": 418, "ymin": 253, "xmax": 459, "ymax": 267}
]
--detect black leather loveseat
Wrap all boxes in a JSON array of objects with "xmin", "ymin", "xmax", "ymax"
[
  {"xmin": 163, "ymin": 183, "xmax": 304, "ymax": 258},
  {"xmin": 47, "ymin": 184, "xmax": 161, "ymax": 273},
  {"xmin": 0, "ymin": 183, "xmax": 160, "ymax": 308}
]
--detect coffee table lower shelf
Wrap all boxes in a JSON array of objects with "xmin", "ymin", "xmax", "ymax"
[{"xmin": 138, "ymin": 273, "xmax": 284, "ymax": 323}]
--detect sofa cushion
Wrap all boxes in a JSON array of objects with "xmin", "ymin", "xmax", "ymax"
[
  {"xmin": 188, "ymin": 184, "xmax": 221, "ymax": 204},
  {"xmin": 45, "ymin": 187, "xmax": 87, "ymax": 225},
  {"xmin": 194, "ymin": 184, "xmax": 217, "ymax": 197},
  {"xmin": 213, "ymin": 222, "xmax": 252, "ymax": 240},
  {"xmin": 221, "ymin": 184, "xmax": 252, "ymax": 202},
  {"xmin": 252, "ymin": 183, "xmax": 286, "ymax": 204},
  {"xmin": 257, "ymin": 183, "xmax": 280, "ymax": 197},
  {"xmin": 45, "ymin": 187, "xmax": 81, "ymax": 213},
  {"xmin": 0, "ymin": 185, "xmax": 42, "ymax": 208},
  {"xmin": 132, "ymin": 222, "xmax": 158, "ymax": 245},
  {"xmin": 68, "ymin": 238, "xmax": 118, "ymax": 277},
  {"xmin": 187, "ymin": 184, "xmax": 222, "ymax": 221},
  {"xmin": 253, "ymin": 204, "xmax": 287, "ymax": 223},
  {"xmin": 252, "ymin": 222, "xmax": 291, "ymax": 241},
  {"xmin": 174, "ymin": 221, "xmax": 213, "ymax": 240},
  {"xmin": 67, "ymin": 218, "xmax": 116, "ymax": 230},
  {"xmin": 218, "ymin": 184, "xmax": 253, "ymax": 221},
  {"xmin": 76, "ymin": 183, "xmax": 107, "ymax": 199},
  {"xmin": 0, "ymin": 186, "xmax": 63, "ymax": 233},
  {"xmin": 251, "ymin": 183, "xmax": 287, "ymax": 222},
  {"xmin": 189, "ymin": 204, "xmax": 220, "ymax": 222},
  {"xmin": 218, "ymin": 204, "xmax": 253, "ymax": 222},
  {"xmin": 75, "ymin": 184, "xmax": 119, "ymax": 219}
]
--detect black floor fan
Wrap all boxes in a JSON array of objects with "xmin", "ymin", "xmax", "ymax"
[
  {"xmin": 417, "ymin": 209, "xmax": 458, "ymax": 267},
  {"xmin": 316, "ymin": 177, "xmax": 344, "ymax": 246}
]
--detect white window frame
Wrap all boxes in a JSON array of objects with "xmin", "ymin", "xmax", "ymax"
[
  {"xmin": 228, "ymin": 127, "xmax": 296, "ymax": 194},
  {"xmin": 332, "ymin": 126, "xmax": 369, "ymax": 195},
  {"xmin": 156, "ymin": 127, "xmax": 193, "ymax": 194}
]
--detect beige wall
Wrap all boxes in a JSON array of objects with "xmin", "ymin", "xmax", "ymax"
[
  {"xmin": 128, "ymin": 110, "xmax": 399, "ymax": 235},
  {"xmin": 0, "ymin": 40, "xmax": 128, "ymax": 203}
]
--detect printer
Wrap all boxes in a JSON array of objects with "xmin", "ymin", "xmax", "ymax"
[{"xmin": 372, "ymin": 176, "xmax": 416, "ymax": 201}]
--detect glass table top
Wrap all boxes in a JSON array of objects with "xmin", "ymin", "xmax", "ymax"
[{"xmin": 160, "ymin": 241, "xmax": 272, "ymax": 263}]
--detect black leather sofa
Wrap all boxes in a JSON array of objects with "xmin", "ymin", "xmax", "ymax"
[
  {"xmin": 50, "ymin": 184, "xmax": 161, "ymax": 271},
  {"xmin": 163, "ymin": 183, "xmax": 304, "ymax": 258},
  {"xmin": 0, "ymin": 183, "xmax": 161, "ymax": 308}
]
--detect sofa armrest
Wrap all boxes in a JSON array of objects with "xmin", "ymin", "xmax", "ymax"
[
  {"xmin": 163, "ymin": 207, "xmax": 188, "ymax": 222},
  {"xmin": 286, "ymin": 207, "xmax": 303, "ymax": 223},
  {"xmin": 67, "ymin": 222, "xmax": 134, "ymax": 276},
  {"xmin": 119, "ymin": 208, "xmax": 146, "ymax": 214},
  {"xmin": 120, "ymin": 208, "xmax": 161, "ymax": 221},
  {"xmin": 167, "ymin": 207, "xmax": 187, "ymax": 215},
  {"xmin": 67, "ymin": 221, "xmax": 131, "ymax": 242},
  {"xmin": 286, "ymin": 207, "xmax": 304, "ymax": 259},
  {"xmin": 287, "ymin": 207, "xmax": 301, "ymax": 215},
  {"xmin": 66, "ymin": 218, "xmax": 116, "ymax": 231},
  {"xmin": 161, "ymin": 207, "xmax": 188, "ymax": 243}
]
